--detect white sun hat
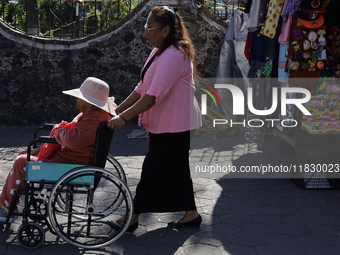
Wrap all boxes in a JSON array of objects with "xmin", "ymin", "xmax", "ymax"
[{"xmin": 63, "ymin": 77, "xmax": 117, "ymax": 115}]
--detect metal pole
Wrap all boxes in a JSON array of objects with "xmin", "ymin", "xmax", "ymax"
[
  {"xmin": 26, "ymin": 0, "xmax": 27, "ymax": 33},
  {"xmin": 213, "ymin": 0, "xmax": 216, "ymax": 15},
  {"xmin": 117, "ymin": 0, "xmax": 120, "ymax": 20},
  {"xmin": 49, "ymin": 0, "xmax": 52, "ymax": 37}
]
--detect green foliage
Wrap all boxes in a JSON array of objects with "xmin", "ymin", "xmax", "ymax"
[
  {"xmin": 1, "ymin": 0, "xmax": 143, "ymax": 37},
  {"xmin": 84, "ymin": 5, "xmax": 100, "ymax": 35},
  {"xmin": 4, "ymin": 0, "xmax": 26, "ymax": 31}
]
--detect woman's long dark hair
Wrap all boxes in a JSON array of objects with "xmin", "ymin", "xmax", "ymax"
[{"xmin": 150, "ymin": 6, "xmax": 198, "ymax": 78}]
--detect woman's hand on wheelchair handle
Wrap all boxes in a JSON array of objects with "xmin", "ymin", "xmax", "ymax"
[{"xmin": 107, "ymin": 115, "xmax": 125, "ymax": 130}]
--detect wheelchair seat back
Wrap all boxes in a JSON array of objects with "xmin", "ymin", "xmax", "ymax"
[{"xmin": 93, "ymin": 121, "xmax": 114, "ymax": 168}]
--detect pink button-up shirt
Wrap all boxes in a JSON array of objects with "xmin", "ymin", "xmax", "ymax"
[{"xmin": 135, "ymin": 46, "xmax": 202, "ymax": 134}]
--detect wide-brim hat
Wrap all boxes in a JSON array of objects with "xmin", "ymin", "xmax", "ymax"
[
  {"xmin": 300, "ymin": 0, "xmax": 326, "ymax": 14},
  {"xmin": 298, "ymin": 11, "xmax": 324, "ymax": 28},
  {"xmin": 63, "ymin": 77, "xmax": 117, "ymax": 115}
]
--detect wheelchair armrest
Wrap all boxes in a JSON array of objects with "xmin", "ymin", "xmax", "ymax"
[
  {"xmin": 43, "ymin": 123, "xmax": 56, "ymax": 130},
  {"xmin": 27, "ymin": 136, "xmax": 59, "ymax": 161},
  {"xmin": 37, "ymin": 136, "xmax": 58, "ymax": 144},
  {"xmin": 33, "ymin": 123, "xmax": 57, "ymax": 148}
]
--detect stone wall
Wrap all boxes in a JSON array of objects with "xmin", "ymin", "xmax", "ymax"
[{"xmin": 0, "ymin": 0, "xmax": 226, "ymax": 126}]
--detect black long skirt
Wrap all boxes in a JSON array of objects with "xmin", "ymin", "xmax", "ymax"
[{"xmin": 133, "ymin": 131, "xmax": 197, "ymax": 214}]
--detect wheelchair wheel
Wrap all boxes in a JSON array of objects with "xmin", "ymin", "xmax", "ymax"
[
  {"xmin": 17, "ymin": 222, "xmax": 45, "ymax": 249},
  {"xmin": 28, "ymin": 198, "xmax": 48, "ymax": 221},
  {"xmin": 55, "ymin": 155, "xmax": 127, "ymax": 221},
  {"xmin": 48, "ymin": 167, "xmax": 133, "ymax": 249}
]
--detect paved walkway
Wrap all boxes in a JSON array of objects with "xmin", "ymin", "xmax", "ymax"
[{"xmin": 1, "ymin": 124, "xmax": 340, "ymax": 255}]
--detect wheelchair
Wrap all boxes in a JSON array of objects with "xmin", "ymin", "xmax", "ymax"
[{"xmin": 2, "ymin": 121, "xmax": 133, "ymax": 249}]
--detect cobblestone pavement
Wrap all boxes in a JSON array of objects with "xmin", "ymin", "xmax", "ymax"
[{"xmin": 1, "ymin": 124, "xmax": 340, "ymax": 255}]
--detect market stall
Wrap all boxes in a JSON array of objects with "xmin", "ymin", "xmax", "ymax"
[{"xmin": 217, "ymin": 0, "xmax": 340, "ymax": 188}]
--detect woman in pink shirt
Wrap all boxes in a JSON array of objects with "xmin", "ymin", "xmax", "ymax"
[
  {"xmin": 108, "ymin": 6, "xmax": 202, "ymax": 232},
  {"xmin": 0, "ymin": 77, "xmax": 115, "ymax": 222}
]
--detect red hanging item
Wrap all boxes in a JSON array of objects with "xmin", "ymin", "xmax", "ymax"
[{"xmin": 37, "ymin": 121, "xmax": 77, "ymax": 159}]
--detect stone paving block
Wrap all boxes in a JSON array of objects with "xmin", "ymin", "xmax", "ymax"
[
  {"xmin": 195, "ymin": 197, "xmax": 215, "ymax": 208},
  {"xmin": 109, "ymin": 242, "xmax": 149, "ymax": 255},
  {"xmin": 40, "ymin": 244, "xmax": 80, "ymax": 255},
  {"xmin": 249, "ymin": 189, "xmax": 279, "ymax": 200},
  {"xmin": 327, "ymin": 245, "xmax": 340, "ymax": 255},
  {"xmin": 255, "ymin": 243, "xmax": 292, "ymax": 255},
  {"xmin": 3, "ymin": 245, "xmax": 41, "ymax": 255},
  {"xmin": 320, "ymin": 205, "xmax": 340, "ymax": 216},
  {"xmin": 256, "ymin": 179, "xmax": 292, "ymax": 191},
  {"xmin": 210, "ymin": 223, "xmax": 242, "ymax": 236},
  {"xmin": 197, "ymin": 232, "xmax": 227, "ymax": 247},
  {"xmin": 241, "ymin": 223, "xmax": 274, "ymax": 236},
  {"xmin": 230, "ymin": 204, "xmax": 262, "ymax": 216},
  {"xmin": 272, "ymin": 224, "xmax": 308, "ymax": 236},
  {"xmin": 220, "ymin": 213, "xmax": 251, "ymax": 226},
  {"xmin": 222, "ymin": 190, "xmax": 249, "ymax": 200},
  {"xmin": 292, "ymin": 205, "xmax": 322, "ymax": 217},
  {"xmin": 240, "ymin": 197, "xmax": 271, "ymax": 207},
  {"xmin": 201, "ymin": 204, "xmax": 231, "ymax": 216},
  {"xmin": 297, "ymin": 196, "xmax": 329, "ymax": 207},
  {"xmin": 268, "ymin": 197, "xmax": 298, "ymax": 208},
  {"xmin": 265, "ymin": 233, "xmax": 301, "ymax": 246},
  {"xmin": 260, "ymin": 205, "xmax": 293, "ymax": 216},
  {"xmin": 275, "ymin": 187, "xmax": 308, "ymax": 198},
  {"xmin": 144, "ymin": 223, "xmax": 169, "ymax": 233},
  {"xmin": 290, "ymin": 244, "xmax": 335, "ymax": 255},
  {"xmin": 174, "ymin": 225, "xmax": 211, "ymax": 236},
  {"xmin": 221, "ymin": 244, "xmax": 257, "ymax": 255},
  {"xmin": 192, "ymin": 183, "xmax": 207, "ymax": 193},
  {"xmin": 0, "ymin": 244, "xmax": 8, "ymax": 255},
  {"xmin": 183, "ymin": 243, "xmax": 223, "ymax": 255},
  {"xmin": 298, "ymin": 233, "xmax": 339, "ymax": 248},
  {"xmin": 193, "ymin": 177, "xmax": 219, "ymax": 186},
  {"xmin": 282, "ymin": 214, "xmax": 315, "ymax": 226},
  {"xmin": 195, "ymin": 190, "xmax": 221, "ymax": 199},
  {"xmin": 215, "ymin": 196, "xmax": 240, "ymax": 207},
  {"xmin": 231, "ymin": 233, "xmax": 266, "ymax": 246},
  {"xmin": 313, "ymin": 214, "xmax": 340, "ymax": 227},
  {"xmin": 173, "ymin": 247, "xmax": 186, "ymax": 255},
  {"xmin": 138, "ymin": 213, "xmax": 166, "ymax": 226}
]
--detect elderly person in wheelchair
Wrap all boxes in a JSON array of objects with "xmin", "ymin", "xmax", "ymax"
[{"xmin": 0, "ymin": 77, "xmax": 116, "ymax": 223}]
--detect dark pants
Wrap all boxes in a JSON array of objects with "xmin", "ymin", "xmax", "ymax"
[{"xmin": 133, "ymin": 131, "xmax": 197, "ymax": 214}]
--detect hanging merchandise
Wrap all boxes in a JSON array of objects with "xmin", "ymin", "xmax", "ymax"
[
  {"xmin": 298, "ymin": 11, "xmax": 324, "ymax": 28},
  {"xmin": 278, "ymin": 44, "xmax": 290, "ymax": 82},
  {"xmin": 300, "ymin": 0, "xmax": 326, "ymax": 14},
  {"xmin": 288, "ymin": 11, "xmax": 327, "ymax": 84},
  {"xmin": 301, "ymin": 95, "xmax": 340, "ymax": 135},
  {"xmin": 322, "ymin": 26, "xmax": 340, "ymax": 76},
  {"xmin": 246, "ymin": 0, "xmax": 261, "ymax": 32},
  {"xmin": 259, "ymin": 0, "xmax": 270, "ymax": 26},
  {"xmin": 260, "ymin": 0, "xmax": 286, "ymax": 39}
]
